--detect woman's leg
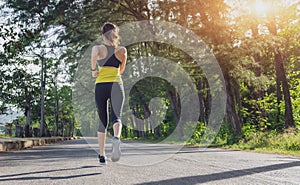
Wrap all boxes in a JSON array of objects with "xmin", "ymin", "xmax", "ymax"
[
  {"xmin": 97, "ymin": 132, "xmax": 106, "ymax": 156},
  {"xmin": 95, "ymin": 83, "xmax": 110, "ymax": 156},
  {"xmin": 113, "ymin": 123, "xmax": 122, "ymax": 138},
  {"xmin": 110, "ymin": 82, "xmax": 125, "ymax": 162},
  {"xmin": 111, "ymin": 82, "xmax": 125, "ymax": 138}
]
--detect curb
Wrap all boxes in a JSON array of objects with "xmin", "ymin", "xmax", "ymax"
[{"xmin": 0, "ymin": 137, "xmax": 79, "ymax": 152}]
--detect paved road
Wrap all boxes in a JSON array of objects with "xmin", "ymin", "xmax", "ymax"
[{"xmin": 0, "ymin": 138, "xmax": 299, "ymax": 185}]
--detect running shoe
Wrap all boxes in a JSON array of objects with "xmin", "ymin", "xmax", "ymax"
[
  {"xmin": 111, "ymin": 137, "xmax": 121, "ymax": 162},
  {"xmin": 98, "ymin": 155, "xmax": 107, "ymax": 165}
]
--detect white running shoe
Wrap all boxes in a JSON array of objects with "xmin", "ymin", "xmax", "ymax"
[{"xmin": 111, "ymin": 137, "xmax": 121, "ymax": 162}]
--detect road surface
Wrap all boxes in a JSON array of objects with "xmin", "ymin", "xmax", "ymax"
[{"xmin": 0, "ymin": 138, "xmax": 299, "ymax": 185}]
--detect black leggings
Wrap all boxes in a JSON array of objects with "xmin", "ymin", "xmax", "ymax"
[{"xmin": 95, "ymin": 82, "xmax": 125, "ymax": 133}]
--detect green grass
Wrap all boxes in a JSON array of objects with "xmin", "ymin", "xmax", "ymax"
[
  {"xmin": 122, "ymin": 128, "xmax": 300, "ymax": 157},
  {"xmin": 0, "ymin": 134, "xmax": 16, "ymax": 138},
  {"xmin": 219, "ymin": 145, "xmax": 300, "ymax": 157},
  {"xmin": 218, "ymin": 128, "xmax": 300, "ymax": 157},
  {"xmin": 122, "ymin": 136, "xmax": 164, "ymax": 143}
]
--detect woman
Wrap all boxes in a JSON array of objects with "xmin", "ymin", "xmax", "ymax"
[{"xmin": 91, "ymin": 22, "xmax": 127, "ymax": 165}]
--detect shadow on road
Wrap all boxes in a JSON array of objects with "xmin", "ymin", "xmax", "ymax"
[
  {"xmin": 0, "ymin": 139, "xmax": 95, "ymax": 162},
  {"xmin": 0, "ymin": 140, "xmax": 234, "ymax": 162},
  {"xmin": 0, "ymin": 166, "xmax": 101, "ymax": 182},
  {"xmin": 0, "ymin": 147, "xmax": 94, "ymax": 162},
  {"xmin": 137, "ymin": 161, "xmax": 300, "ymax": 185}
]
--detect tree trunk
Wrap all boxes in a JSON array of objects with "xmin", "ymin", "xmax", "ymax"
[
  {"xmin": 274, "ymin": 50, "xmax": 294, "ymax": 127},
  {"xmin": 61, "ymin": 120, "xmax": 64, "ymax": 137},
  {"xmin": 136, "ymin": 118, "xmax": 144, "ymax": 138},
  {"xmin": 224, "ymin": 69, "xmax": 242, "ymax": 136},
  {"xmin": 197, "ymin": 80, "xmax": 206, "ymax": 123},
  {"xmin": 167, "ymin": 91, "xmax": 183, "ymax": 137},
  {"xmin": 143, "ymin": 104, "xmax": 150, "ymax": 137},
  {"xmin": 40, "ymin": 57, "xmax": 45, "ymax": 137},
  {"xmin": 267, "ymin": 16, "xmax": 294, "ymax": 128},
  {"xmin": 149, "ymin": 100, "xmax": 161, "ymax": 138},
  {"xmin": 24, "ymin": 85, "xmax": 31, "ymax": 137},
  {"xmin": 130, "ymin": 115, "xmax": 137, "ymax": 137},
  {"xmin": 68, "ymin": 121, "xmax": 72, "ymax": 137},
  {"xmin": 232, "ymin": 79, "xmax": 243, "ymax": 125},
  {"xmin": 54, "ymin": 85, "xmax": 59, "ymax": 136}
]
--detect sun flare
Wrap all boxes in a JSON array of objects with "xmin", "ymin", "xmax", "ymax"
[
  {"xmin": 255, "ymin": 1, "xmax": 267, "ymax": 13},
  {"xmin": 251, "ymin": 0, "xmax": 271, "ymax": 15}
]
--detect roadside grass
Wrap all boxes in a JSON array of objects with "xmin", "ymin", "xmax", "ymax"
[
  {"xmin": 216, "ymin": 128, "xmax": 300, "ymax": 157},
  {"xmin": 3, "ymin": 127, "xmax": 298, "ymax": 157},
  {"xmin": 0, "ymin": 134, "xmax": 15, "ymax": 138},
  {"xmin": 122, "ymin": 136, "xmax": 164, "ymax": 143},
  {"xmin": 219, "ymin": 145, "xmax": 300, "ymax": 157},
  {"xmin": 122, "ymin": 128, "xmax": 300, "ymax": 157},
  {"xmin": 0, "ymin": 134, "xmax": 80, "ymax": 139}
]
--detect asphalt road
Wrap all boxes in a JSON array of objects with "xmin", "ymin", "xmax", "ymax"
[{"xmin": 0, "ymin": 138, "xmax": 299, "ymax": 185}]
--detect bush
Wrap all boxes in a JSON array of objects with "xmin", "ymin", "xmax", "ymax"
[
  {"xmin": 234, "ymin": 127, "xmax": 300, "ymax": 152},
  {"xmin": 213, "ymin": 121, "xmax": 236, "ymax": 145},
  {"xmin": 268, "ymin": 128, "xmax": 300, "ymax": 151}
]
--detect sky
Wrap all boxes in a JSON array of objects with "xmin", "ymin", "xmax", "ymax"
[{"xmin": 0, "ymin": 109, "xmax": 23, "ymax": 123}]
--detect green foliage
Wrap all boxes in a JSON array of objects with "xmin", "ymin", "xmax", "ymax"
[
  {"xmin": 213, "ymin": 122, "xmax": 237, "ymax": 145},
  {"xmin": 289, "ymin": 67, "xmax": 300, "ymax": 128},
  {"xmin": 241, "ymin": 92, "xmax": 286, "ymax": 132},
  {"xmin": 236, "ymin": 128, "xmax": 300, "ymax": 152},
  {"xmin": 187, "ymin": 121, "xmax": 238, "ymax": 146},
  {"xmin": 186, "ymin": 121, "xmax": 206, "ymax": 145}
]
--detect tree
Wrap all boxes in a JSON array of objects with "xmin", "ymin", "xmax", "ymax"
[{"xmin": 231, "ymin": 0, "xmax": 298, "ymax": 129}]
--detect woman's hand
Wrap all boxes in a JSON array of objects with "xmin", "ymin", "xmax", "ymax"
[{"xmin": 92, "ymin": 70, "xmax": 99, "ymax": 78}]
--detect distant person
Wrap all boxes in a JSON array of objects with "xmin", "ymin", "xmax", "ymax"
[{"xmin": 91, "ymin": 22, "xmax": 127, "ymax": 165}]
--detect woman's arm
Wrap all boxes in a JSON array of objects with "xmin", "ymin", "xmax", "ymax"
[
  {"xmin": 115, "ymin": 47, "xmax": 127, "ymax": 74},
  {"xmin": 91, "ymin": 46, "xmax": 99, "ymax": 77}
]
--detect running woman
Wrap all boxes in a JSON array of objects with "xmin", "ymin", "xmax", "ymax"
[{"xmin": 91, "ymin": 22, "xmax": 127, "ymax": 165}]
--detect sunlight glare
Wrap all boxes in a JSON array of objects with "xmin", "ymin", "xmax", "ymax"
[{"xmin": 252, "ymin": 0, "xmax": 271, "ymax": 15}]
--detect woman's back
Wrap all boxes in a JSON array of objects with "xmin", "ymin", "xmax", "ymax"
[{"xmin": 92, "ymin": 44, "xmax": 127, "ymax": 81}]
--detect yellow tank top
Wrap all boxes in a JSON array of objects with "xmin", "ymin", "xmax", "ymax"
[{"xmin": 95, "ymin": 67, "xmax": 122, "ymax": 84}]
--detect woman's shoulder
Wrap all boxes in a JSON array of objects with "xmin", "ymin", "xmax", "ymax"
[
  {"xmin": 92, "ymin": 44, "xmax": 107, "ymax": 56},
  {"xmin": 92, "ymin": 44, "xmax": 106, "ymax": 51},
  {"xmin": 115, "ymin": 46, "xmax": 127, "ymax": 54}
]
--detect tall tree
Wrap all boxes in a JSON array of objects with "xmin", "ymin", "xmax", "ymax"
[{"xmin": 232, "ymin": 0, "xmax": 298, "ymax": 128}]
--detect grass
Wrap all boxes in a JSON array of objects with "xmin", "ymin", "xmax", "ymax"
[
  {"xmin": 219, "ymin": 145, "xmax": 300, "ymax": 157},
  {"xmin": 218, "ymin": 128, "xmax": 300, "ymax": 157},
  {"xmin": 123, "ymin": 128, "xmax": 300, "ymax": 157},
  {"xmin": 0, "ymin": 135, "xmax": 16, "ymax": 139},
  {"xmin": 2, "ymin": 128, "xmax": 299, "ymax": 157},
  {"xmin": 0, "ymin": 134, "xmax": 79, "ymax": 139},
  {"xmin": 122, "ymin": 136, "xmax": 164, "ymax": 143}
]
